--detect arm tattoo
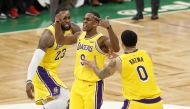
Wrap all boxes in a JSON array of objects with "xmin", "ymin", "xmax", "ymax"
[{"xmin": 98, "ymin": 60, "xmax": 116, "ymax": 79}]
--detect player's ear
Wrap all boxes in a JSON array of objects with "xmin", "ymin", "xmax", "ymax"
[
  {"xmin": 92, "ymin": 24, "xmax": 97, "ymax": 27},
  {"xmin": 93, "ymin": 21, "xmax": 99, "ymax": 27}
]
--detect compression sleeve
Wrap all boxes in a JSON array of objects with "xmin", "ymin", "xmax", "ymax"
[{"xmin": 27, "ymin": 49, "xmax": 45, "ymax": 81}]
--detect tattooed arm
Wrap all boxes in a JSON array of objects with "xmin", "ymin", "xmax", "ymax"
[
  {"xmin": 97, "ymin": 59, "xmax": 117, "ymax": 79},
  {"xmin": 84, "ymin": 57, "xmax": 121, "ymax": 79}
]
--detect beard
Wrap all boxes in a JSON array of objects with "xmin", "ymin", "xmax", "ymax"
[{"xmin": 61, "ymin": 24, "xmax": 71, "ymax": 31}]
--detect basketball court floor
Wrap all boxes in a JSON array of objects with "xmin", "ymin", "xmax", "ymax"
[{"xmin": 0, "ymin": 0, "xmax": 190, "ymax": 109}]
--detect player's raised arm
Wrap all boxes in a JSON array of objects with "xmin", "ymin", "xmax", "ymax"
[
  {"xmin": 99, "ymin": 17, "xmax": 120, "ymax": 52},
  {"xmin": 54, "ymin": 12, "xmax": 80, "ymax": 45},
  {"xmin": 71, "ymin": 23, "xmax": 81, "ymax": 34}
]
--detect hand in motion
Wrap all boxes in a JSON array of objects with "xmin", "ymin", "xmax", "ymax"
[
  {"xmin": 84, "ymin": 56, "xmax": 97, "ymax": 70},
  {"xmin": 26, "ymin": 81, "xmax": 34, "ymax": 99}
]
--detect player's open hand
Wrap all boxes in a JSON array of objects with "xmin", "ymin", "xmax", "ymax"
[
  {"xmin": 99, "ymin": 16, "xmax": 111, "ymax": 29},
  {"xmin": 84, "ymin": 56, "xmax": 97, "ymax": 70},
  {"xmin": 26, "ymin": 81, "xmax": 34, "ymax": 99}
]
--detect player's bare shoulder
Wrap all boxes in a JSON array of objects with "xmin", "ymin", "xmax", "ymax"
[{"xmin": 38, "ymin": 29, "xmax": 54, "ymax": 50}]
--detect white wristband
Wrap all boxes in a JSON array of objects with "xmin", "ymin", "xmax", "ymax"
[{"xmin": 27, "ymin": 49, "xmax": 45, "ymax": 81}]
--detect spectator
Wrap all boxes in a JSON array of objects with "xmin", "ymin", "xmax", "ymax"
[
  {"xmin": 50, "ymin": 0, "xmax": 60, "ymax": 22},
  {"xmin": 91, "ymin": 0, "xmax": 102, "ymax": 6},
  {"xmin": 132, "ymin": 0, "xmax": 160, "ymax": 20},
  {"xmin": 7, "ymin": 0, "xmax": 19, "ymax": 19},
  {"xmin": 0, "ymin": 0, "xmax": 7, "ymax": 19},
  {"xmin": 19, "ymin": 0, "xmax": 40, "ymax": 16},
  {"xmin": 37, "ymin": 0, "xmax": 50, "ymax": 7},
  {"xmin": 7, "ymin": 0, "xmax": 40, "ymax": 19},
  {"xmin": 50, "ymin": 0, "xmax": 76, "ymax": 22}
]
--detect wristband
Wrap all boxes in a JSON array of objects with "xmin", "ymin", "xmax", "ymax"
[{"xmin": 26, "ymin": 80, "xmax": 32, "ymax": 84}]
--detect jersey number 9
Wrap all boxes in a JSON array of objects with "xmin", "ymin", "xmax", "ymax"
[{"xmin": 80, "ymin": 54, "xmax": 85, "ymax": 66}]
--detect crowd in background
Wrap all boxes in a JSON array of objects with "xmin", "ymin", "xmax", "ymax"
[
  {"xmin": 0, "ymin": 0, "xmax": 40, "ymax": 19},
  {"xmin": 0, "ymin": 0, "xmax": 127, "ymax": 20}
]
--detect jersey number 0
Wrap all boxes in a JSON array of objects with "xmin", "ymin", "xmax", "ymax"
[{"xmin": 136, "ymin": 65, "xmax": 148, "ymax": 81}]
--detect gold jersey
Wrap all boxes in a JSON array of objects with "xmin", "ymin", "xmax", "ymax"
[
  {"xmin": 74, "ymin": 31, "xmax": 106, "ymax": 82},
  {"xmin": 33, "ymin": 25, "xmax": 72, "ymax": 104},
  {"xmin": 119, "ymin": 49, "xmax": 161, "ymax": 100},
  {"xmin": 39, "ymin": 25, "xmax": 72, "ymax": 71}
]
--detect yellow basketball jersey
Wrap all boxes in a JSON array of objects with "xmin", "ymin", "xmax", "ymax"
[
  {"xmin": 39, "ymin": 25, "xmax": 72, "ymax": 71},
  {"xmin": 119, "ymin": 49, "xmax": 161, "ymax": 100},
  {"xmin": 74, "ymin": 31, "xmax": 106, "ymax": 82},
  {"xmin": 33, "ymin": 25, "xmax": 72, "ymax": 104}
]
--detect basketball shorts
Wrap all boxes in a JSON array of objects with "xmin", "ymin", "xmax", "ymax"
[
  {"xmin": 70, "ymin": 79, "xmax": 104, "ymax": 109},
  {"xmin": 33, "ymin": 66, "xmax": 67, "ymax": 105},
  {"xmin": 122, "ymin": 96, "xmax": 163, "ymax": 109}
]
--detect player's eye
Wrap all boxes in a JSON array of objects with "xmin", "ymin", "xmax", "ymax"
[
  {"xmin": 63, "ymin": 16, "xmax": 70, "ymax": 20},
  {"xmin": 84, "ymin": 18, "xmax": 91, "ymax": 21}
]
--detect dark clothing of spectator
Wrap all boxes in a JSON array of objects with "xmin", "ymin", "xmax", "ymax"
[{"xmin": 132, "ymin": 0, "xmax": 160, "ymax": 20}]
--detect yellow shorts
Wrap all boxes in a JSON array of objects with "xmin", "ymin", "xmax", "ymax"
[
  {"xmin": 122, "ymin": 97, "xmax": 163, "ymax": 109},
  {"xmin": 70, "ymin": 79, "xmax": 104, "ymax": 109},
  {"xmin": 33, "ymin": 66, "xmax": 66, "ymax": 105}
]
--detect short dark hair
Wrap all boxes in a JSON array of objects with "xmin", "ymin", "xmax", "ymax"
[
  {"xmin": 121, "ymin": 30, "xmax": 137, "ymax": 47},
  {"xmin": 88, "ymin": 11, "xmax": 100, "ymax": 21},
  {"xmin": 55, "ymin": 7, "xmax": 69, "ymax": 15}
]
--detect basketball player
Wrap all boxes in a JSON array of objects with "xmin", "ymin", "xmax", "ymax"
[
  {"xmin": 84, "ymin": 30, "xmax": 163, "ymax": 109},
  {"xmin": 54, "ymin": 12, "xmax": 120, "ymax": 109},
  {"xmin": 25, "ymin": 8, "xmax": 80, "ymax": 109}
]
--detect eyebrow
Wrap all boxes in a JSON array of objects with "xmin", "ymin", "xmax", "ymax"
[
  {"xmin": 93, "ymin": 16, "xmax": 100, "ymax": 20},
  {"xmin": 63, "ymin": 16, "xmax": 71, "ymax": 19}
]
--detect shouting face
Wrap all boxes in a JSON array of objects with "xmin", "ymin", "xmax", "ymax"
[{"xmin": 83, "ymin": 13, "xmax": 99, "ymax": 31}]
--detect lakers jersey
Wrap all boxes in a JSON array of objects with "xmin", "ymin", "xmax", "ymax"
[
  {"xmin": 119, "ymin": 49, "xmax": 161, "ymax": 100},
  {"xmin": 33, "ymin": 25, "xmax": 72, "ymax": 105},
  {"xmin": 74, "ymin": 31, "xmax": 106, "ymax": 82}
]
